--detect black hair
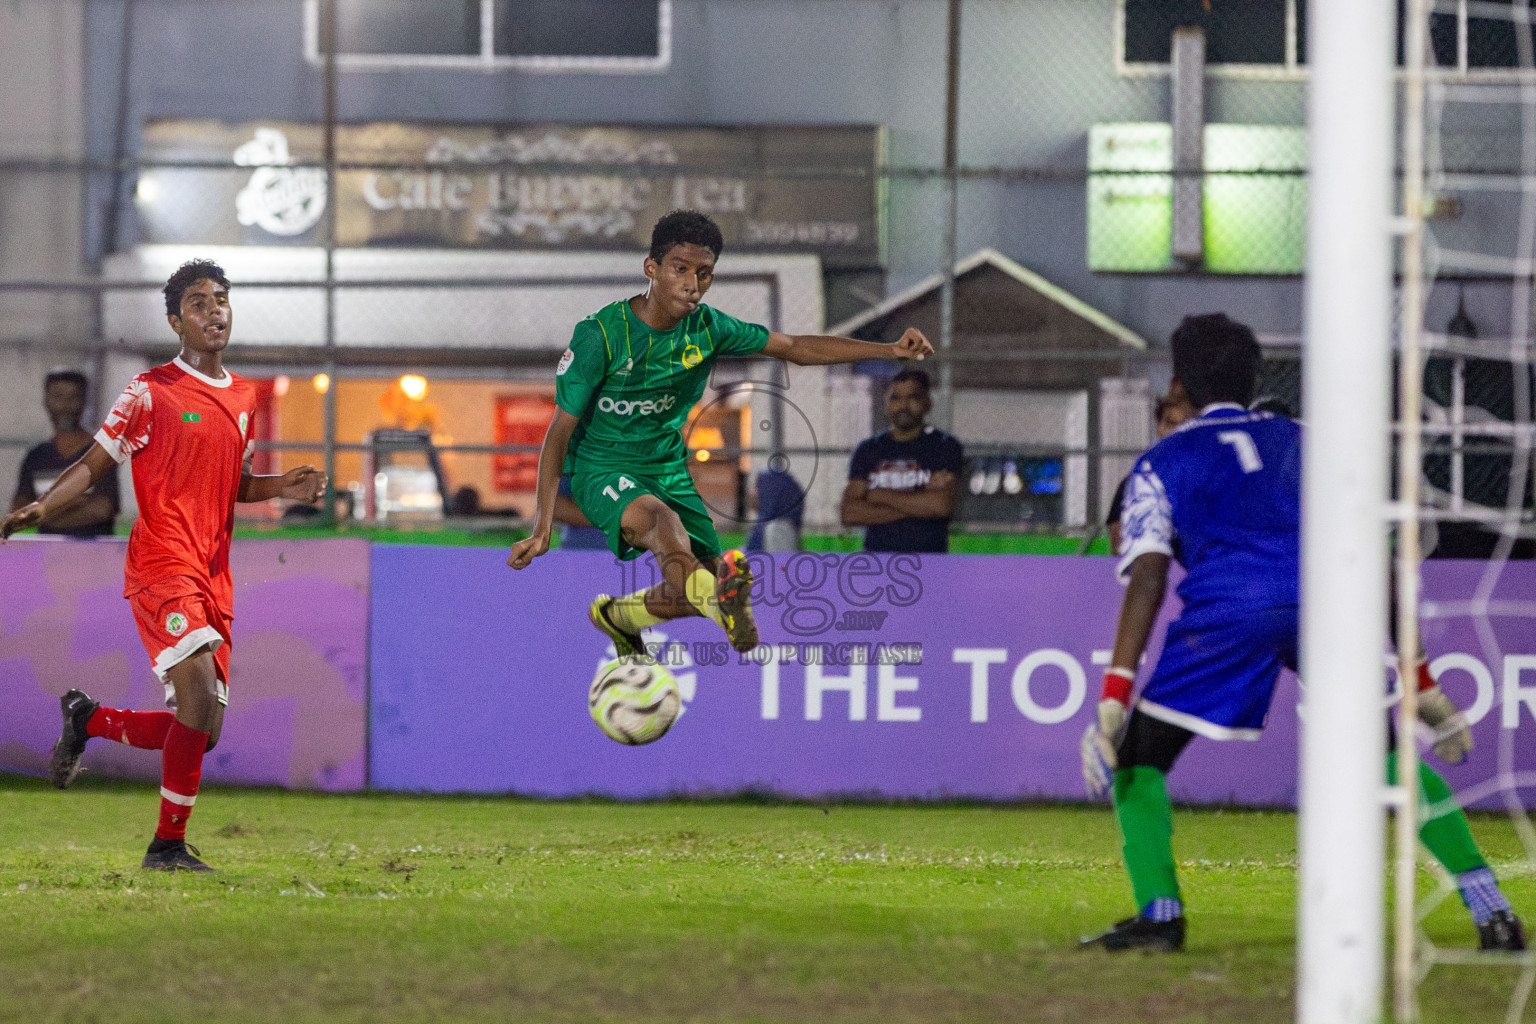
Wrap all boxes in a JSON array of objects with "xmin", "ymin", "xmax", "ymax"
[
  {"xmin": 44, "ymin": 368, "xmax": 89, "ymax": 394},
  {"xmin": 1250, "ymin": 396, "xmax": 1295, "ymax": 418},
  {"xmin": 1170, "ymin": 313, "xmax": 1261, "ymax": 409},
  {"xmin": 163, "ymin": 259, "xmax": 231, "ymax": 317},
  {"xmin": 649, "ymin": 210, "xmax": 724, "ymax": 262},
  {"xmin": 890, "ymin": 368, "xmax": 932, "ymax": 394}
]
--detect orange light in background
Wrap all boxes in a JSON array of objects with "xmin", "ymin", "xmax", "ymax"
[
  {"xmin": 312, "ymin": 373, "xmax": 330, "ymax": 394},
  {"xmin": 399, "ymin": 374, "xmax": 428, "ymax": 401},
  {"xmin": 696, "ymin": 450, "xmax": 711, "ymax": 462},
  {"xmin": 273, "ymin": 374, "xmax": 290, "ymax": 397}
]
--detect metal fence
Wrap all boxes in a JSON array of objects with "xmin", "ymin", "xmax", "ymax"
[{"xmin": 3, "ymin": 0, "xmax": 1522, "ymax": 541}]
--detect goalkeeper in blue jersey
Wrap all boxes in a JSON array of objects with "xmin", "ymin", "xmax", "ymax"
[{"xmin": 1081, "ymin": 313, "xmax": 1525, "ymax": 953}]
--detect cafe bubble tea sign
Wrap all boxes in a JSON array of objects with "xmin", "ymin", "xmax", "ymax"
[{"xmin": 135, "ymin": 119, "xmax": 883, "ymax": 269}]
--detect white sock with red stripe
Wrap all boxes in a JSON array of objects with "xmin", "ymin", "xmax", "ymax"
[{"xmin": 156, "ymin": 719, "xmax": 208, "ymax": 841}]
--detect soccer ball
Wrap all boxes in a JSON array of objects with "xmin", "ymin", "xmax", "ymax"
[{"xmin": 588, "ymin": 656, "xmax": 682, "ymax": 746}]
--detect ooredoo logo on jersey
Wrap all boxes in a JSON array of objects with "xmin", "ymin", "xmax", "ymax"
[{"xmin": 598, "ymin": 395, "xmax": 678, "ymax": 417}]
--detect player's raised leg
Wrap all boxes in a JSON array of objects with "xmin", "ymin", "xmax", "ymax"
[
  {"xmin": 595, "ymin": 493, "xmax": 755, "ymax": 652},
  {"xmin": 141, "ymin": 648, "xmax": 223, "ymax": 873},
  {"xmin": 1388, "ymin": 752, "xmax": 1526, "ymax": 950},
  {"xmin": 49, "ymin": 688, "xmax": 178, "ymax": 789},
  {"xmin": 714, "ymin": 547, "xmax": 758, "ymax": 652}
]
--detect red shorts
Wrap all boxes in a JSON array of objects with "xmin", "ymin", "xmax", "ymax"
[{"xmin": 129, "ymin": 574, "xmax": 232, "ymax": 707}]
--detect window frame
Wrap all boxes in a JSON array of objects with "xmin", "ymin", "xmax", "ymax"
[
  {"xmin": 1115, "ymin": 0, "xmax": 1536, "ymax": 83},
  {"xmin": 302, "ymin": 0, "xmax": 673, "ymax": 74},
  {"xmin": 1115, "ymin": 0, "xmax": 1304, "ymax": 81}
]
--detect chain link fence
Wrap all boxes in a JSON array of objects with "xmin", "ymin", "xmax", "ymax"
[{"xmin": 0, "ymin": 0, "xmax": 1458, "ymax": 542}]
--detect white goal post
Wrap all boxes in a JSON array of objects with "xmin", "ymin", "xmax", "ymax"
[{"xmin": 1297, "ymin": 0, "xmax": 1395, "ymax": 1022}]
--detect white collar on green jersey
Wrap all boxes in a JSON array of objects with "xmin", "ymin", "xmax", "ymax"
[{"xmin": 174, "ymin": 355, "xmax": 233, "ymax": 389}]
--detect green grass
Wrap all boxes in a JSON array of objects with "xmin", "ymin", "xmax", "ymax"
[{"xmin": 0, "ymin": 776, "xmax": 1528, "ymax": 1023}]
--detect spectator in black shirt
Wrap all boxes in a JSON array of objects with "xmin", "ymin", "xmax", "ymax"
[
  {"xmin": 841, "ymin": 369, "xmax": 963, "ymax": 552},
  {"xmin": 11, "ymin": 369, "xmax": 120, "ymax": 537}
]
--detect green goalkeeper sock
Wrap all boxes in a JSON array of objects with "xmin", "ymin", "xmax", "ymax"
[
  {"xmin": 1385, "ymin": 751, "xmax": 1487, "ymax": 875},
  {"xmin": 1112, "ymin": 766, "xmax": 1182, "ymax": 909}
]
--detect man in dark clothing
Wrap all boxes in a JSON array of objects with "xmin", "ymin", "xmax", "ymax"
[
  {"xmin": 11, "ymin": 369, "xmax": 120, "ymax": 537},
  {"xmin": 746, "ymin": 461, "xmax": 804, "ymax": 552},
  {"xmin": 840, "ymin": 369, "xmax": 963, "ymax": 553}
]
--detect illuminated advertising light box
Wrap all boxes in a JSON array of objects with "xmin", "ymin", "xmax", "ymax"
[
  {"xmin": 1087, "ymin": 123, "xmax": 1307, "ymax": 275},
  {"xmin": 1087, "ymin": 123, "xmax": 1173, "ymax": 273},
  {"xmin": 1202, "ymin": 124, "xmax": 1306, "ymax": 274}
]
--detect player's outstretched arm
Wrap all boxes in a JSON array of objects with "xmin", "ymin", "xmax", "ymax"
[
  {"xmin": 1082, "ymin": 552, "xmax": 1171, "ymax": 797},
  {"xmin": 761, "ymin": 326, "xmax": 933, "ymax": 366},
  {"xmin": 1, "ymin": 442, "xmax": 116, "ymax": 541},
  {"xmin": 26, "ymin": 493, "xmax": 116, "ymax": 533},
  {"xmin": 1111, "ymin": 553, "xmax": 1170, "ymax": 670},
  {"xmin": 238, "ymin": 465, "xmax": 327, "ymax": 504},
  {"xmin": 508, "ymin": 408, "xmax": 579, "ymax": 570}
]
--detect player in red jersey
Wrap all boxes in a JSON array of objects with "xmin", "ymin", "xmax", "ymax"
[{"xmin": 0, "ymin": 259, "xmax": 326, "ymax": 872}]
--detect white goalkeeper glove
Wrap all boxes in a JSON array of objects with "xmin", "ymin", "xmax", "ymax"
[
  {"xmin": 1081, "ymin": 668, "xmax": 1134, "ymax": 799},
  {"xmin": 1415, "ymin": 660, "xmax": 1473, "ymax": 765}
]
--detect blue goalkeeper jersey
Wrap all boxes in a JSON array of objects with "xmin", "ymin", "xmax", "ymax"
[{"xmin": 1118, "ymin": 404, "xmax": 1302, "ymax": 615}]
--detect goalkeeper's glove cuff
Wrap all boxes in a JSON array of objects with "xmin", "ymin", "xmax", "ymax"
[
  {"xmin": 1082, "ymin": 670, "xmax": 1134, "ymax": 800},
  {"xmin": 1417, "ymin": 683, "xmax": 1456, "ymax": 725},
  {"xmin": 1101, "ymin": 667, "xmax": 1135, "ymax": 707},
  {"xmin": 1416, "ymin": 659, "xmax": 1436, "ymax": 694},
  {"xmin": 1417, "ymin": 681, "xmax": 1474, "ymax": 766}
]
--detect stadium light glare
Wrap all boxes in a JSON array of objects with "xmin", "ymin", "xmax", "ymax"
[{"xmin": 399, "ymin": 374, "xmax": 428, "ymax": 401}]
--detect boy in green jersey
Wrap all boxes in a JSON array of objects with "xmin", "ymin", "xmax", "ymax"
[{"xmin": 508, "ymin": 210, "xmax": 932, "ymax": 656}]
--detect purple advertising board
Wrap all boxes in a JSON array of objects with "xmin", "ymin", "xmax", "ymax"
[
  {"xmin": 8, "ymin": 539, "xmax": 1530, "ymax": 808},
  {"xmin": 0, "ymin": 537, "xmax": 369, "ymax": 790},
  {"xmin": 369, "ymin": 548, "xmax": 1536, "ymax": 807},
  {"xmin": 370, "ymin": 548, "xmax": 1523, "ymax": 808}
]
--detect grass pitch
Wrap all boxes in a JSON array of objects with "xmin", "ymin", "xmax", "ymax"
[{"xmin": 0, "ymin": 776, "xmax": 1529, "ymax": 1023}]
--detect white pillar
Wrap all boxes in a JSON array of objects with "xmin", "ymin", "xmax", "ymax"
[{"xmin": 1297, "ymin": 1, "xmax": 1393, "ymax": 1022}]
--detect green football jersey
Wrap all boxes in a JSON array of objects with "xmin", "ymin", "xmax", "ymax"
[{"xmin": 554, "ymin": 300, "xmax": 770, "ymax": 473}]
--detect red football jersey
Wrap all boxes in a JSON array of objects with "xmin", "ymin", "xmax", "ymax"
[{"xmin": 95, "ymin": 357, "xmax": 258, "ymax": 597}]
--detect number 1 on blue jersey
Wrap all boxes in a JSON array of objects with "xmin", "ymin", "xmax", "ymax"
[{"xmin": 1218, "ymin": 431, "xmax": 1264, "ymax": 473}]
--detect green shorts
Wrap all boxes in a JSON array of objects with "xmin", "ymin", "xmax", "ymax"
[{"xmin": 569, "ymin": 464, "xmax": 723, "ymax": 563}]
